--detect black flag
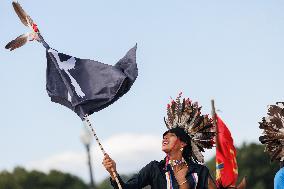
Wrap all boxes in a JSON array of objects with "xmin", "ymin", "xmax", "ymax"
[{"xmin": 46, "ymin": 45, "xmax": 138, "ymax": 119}]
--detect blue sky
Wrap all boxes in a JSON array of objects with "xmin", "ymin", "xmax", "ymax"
[{"xmin": 1, "ymin": 0, "xmax": 284, "ymax": 182}]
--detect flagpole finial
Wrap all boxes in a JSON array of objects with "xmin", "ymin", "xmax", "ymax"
[
  {"xmin": 5, "ymin": 1, "xmax": 45, "ymax": 51},
  {"xmin": 211, "ymin": 99, "xmax": 215, "ymax": 112},
  {"xmin": 211, "ymin": 99, "xmax": 217, "ymax": 126}
]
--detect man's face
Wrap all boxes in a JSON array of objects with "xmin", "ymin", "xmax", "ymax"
[{"xmin": 162, "ymin": 132, "xmax": 179, "ymax": 153}]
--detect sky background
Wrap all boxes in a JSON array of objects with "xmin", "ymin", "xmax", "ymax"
[{"xmin": 1, "ymin": 0, "xmax": 284, "ymax": 184}]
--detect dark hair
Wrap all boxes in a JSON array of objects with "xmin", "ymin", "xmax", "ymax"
[
  {"xmin": 182, "ymin": 140, "xmax": 193, "ymax": 163},
  {"xmin": 163, "ymin": 127, "xmax": 193, "ymax": 163},
  {"xmin": 280, "ymin": 161, "xmax": 284, "ymax": 168}
]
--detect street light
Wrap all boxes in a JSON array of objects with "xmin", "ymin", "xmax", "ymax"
[{"xmin": 80, "ymin": 126, "xmax": 95, "ymax": 189}]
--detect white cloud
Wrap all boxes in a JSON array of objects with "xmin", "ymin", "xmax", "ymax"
[
  {"xmin": 25, "ymin": 133, "xmax": 163, "ymax": 183},
  {"xmin": 24, "ymin": 133, "xmax": 215, "ymax": 183},
  {"xmin": 26, "ymin": 152, "xmax": 86, "ymax": 178}
]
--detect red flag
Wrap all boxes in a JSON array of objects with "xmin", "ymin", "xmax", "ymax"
[{"xmin": 215, "ymin": 115, "xmax": 238, "ymax": 188}]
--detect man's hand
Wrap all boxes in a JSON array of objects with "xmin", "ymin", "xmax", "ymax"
[{"xmin": 102, "ymin": 154, "xmax": 117, "ymax": 180}]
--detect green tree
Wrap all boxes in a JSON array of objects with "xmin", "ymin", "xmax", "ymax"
[
  {"xmin": 0, "ymin": 170, "xmax": 21, "ymax": 189},
  {"xmin": 0, "ymin": 167, "xmax": 88, "ymax": 189}
]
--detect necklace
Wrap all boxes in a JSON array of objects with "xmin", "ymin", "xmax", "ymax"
[{"xmin": 168, "ymin": 158, "xmax": 186, "ymax": 167}]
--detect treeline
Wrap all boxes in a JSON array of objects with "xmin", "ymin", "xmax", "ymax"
[
  {"xmin": 0, "ymin": 143, "xmax": 280, "ymax": 189},
  {"xmin": 0, "ymin": 167, "xmax": 88, "ymax": 189}
]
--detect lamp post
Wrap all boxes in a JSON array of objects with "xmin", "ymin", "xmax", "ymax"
[{"xmin": 80, "ymin": 126, "xmax": 95, "ymax": 189}]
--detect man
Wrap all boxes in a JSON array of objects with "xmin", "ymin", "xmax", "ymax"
[
  {"xmin": 259, "ymin": 102, "xmax": 284, "ymax": 189},
  {"xmin": 103, "ymin": 95, "xmax": 215, "ymax": 189},
  {"xmin": 274, "ymin": 162, "xmax": 284, "ymax": 189}
]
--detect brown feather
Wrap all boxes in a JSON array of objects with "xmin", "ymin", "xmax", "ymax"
[
  {"xmin": 12, "ymin": 1, "xmax": 34, "ymax": 27},
  {"xmin": 5, "ymin": 34, "xmax": 28, "ymax": 51}
]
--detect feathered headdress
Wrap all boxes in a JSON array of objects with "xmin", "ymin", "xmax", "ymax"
[
  {"xmin": 164, "ymin": 93, "xmax": 215, "ymax": 163},
  {"xmin": 259, "ymin": 102, "xmax": 284, "ymax": 162}
]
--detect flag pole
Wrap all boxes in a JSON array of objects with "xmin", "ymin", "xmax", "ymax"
[
  {"xmin": 211, "ymin": 100, "xmax": 246, "ymax": 188},
  {"xmin": 83, "ymin": 115, "xmax": 123, "ymax": 189},
  {"xmin": 211, "ymin": 99, "xmax": 218, "ymax": 187},
  {"xmin": 211, "ymin": 99, "xmax": 218, "ymax": 147}
]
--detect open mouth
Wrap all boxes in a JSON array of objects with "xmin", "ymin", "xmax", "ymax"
[{"xmin": 162, "ymin": 140, "xmax": 169, "ymax": 146}]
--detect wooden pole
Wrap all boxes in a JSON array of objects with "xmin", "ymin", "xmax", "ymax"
[
  {"xmin": 211, "ymin": 99, "xmax": 218, "ymax": 148},
  {"xmin": 83, "ymin": 115, "xmax": 123, "ymax": 189},
  {"xmin": 211, "ymin": 99, "xmax": 218, "ymax": 188}
]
